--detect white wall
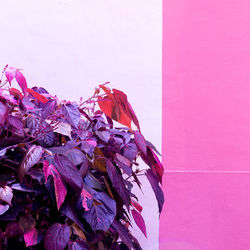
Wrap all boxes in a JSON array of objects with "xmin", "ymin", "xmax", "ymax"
[{"xmin": 0, "ymin": 1, "xmax": 162, "ymax": 249}]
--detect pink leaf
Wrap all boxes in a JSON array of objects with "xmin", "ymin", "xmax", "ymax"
[
  {"xmin": 81, "ymin": 188, "xmax": 92, "ymax": 211},
  {"xmin": 5, "ymin": 67, "xmax": 16, "ymax": 85},
  {"xmin": 43, "ymin": 161, "xmax": 67, "ymax": 209},
  {"xmin": 15, "ymin": 69, "xmax": 28, "ymax": 95},
  {"xmin": 24, "ymin": 228, "xmax": 42, "ymax": 247},
  {"xmin": 131, "ymin": 209, "xmax": 147, "ymax": 238}
]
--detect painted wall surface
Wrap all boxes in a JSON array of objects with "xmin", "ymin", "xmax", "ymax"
[
  {"xmin": 161, "ymin": 0, "xmax": 250, "ymax": 249},
  {"xmin": 0, "ymin": 1, "xmax": 162, "ymax": 249}
]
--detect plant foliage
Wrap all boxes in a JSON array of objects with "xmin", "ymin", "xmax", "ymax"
[{"xmin": 0, "ymin": 65, "xmax": 164, "ymax": 249}]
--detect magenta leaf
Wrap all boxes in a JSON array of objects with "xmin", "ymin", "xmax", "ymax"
[
  {"xmin": 15, "ymin": 69, "xmax": 28, "ymax": 96},
  {"xmin": 146, "ymin": 169, "xmax": 164, "ymax": 213},
  {"xmin": 134, "ymin": 131, "xmax": 147, "ymax": 156},
  {"xmin": 0, "ymin": 100, "xmax": 8, "ymax": 126},
  {"xmin": 68, "ymin": 240, "xmax": 89, "ymax": 250},
  {"xmin": 18, "ymin": 145, "xmax": 44, "ymax": 182},
  {"xmin": 54, "ymin": 154, "xmax": 83, "ymax": 192},
  {"xmin": 131, "ymin": 209, "xmax": 147, "ymax": 238},
  {"xmin": 5, "ymin": 67, "xmax": 16, "ymax": 85},
  {"xmin": 62, "ymin": 103, "xmax": 80, "ymax": 128},
  {"xmin": 0, "ymin": 186, "xmax": 13, "ymax": 205},
  {"xmin": 106, "ymin": 160, "xmax": 130, "ymax": 209},
  {"xmin": 131, "ymin": 199, "xmax": 143, "ymax": 213},
  {"xmin": 81, "ymin": 187, "xmax": 92, "ymax": 211},
  {"xmin": 84, "ymin": 192, "xmax": 116, "ymax": 232},
  {"xmin": 24, "ymin": 228, "xmax": 43, "ymax": 247},
  {"xmin": 44, "ymin": 223, "xmax": 70, "ymax": 250},
  {"xmin": 43, "ymin": 161, "xmax": 67, "ymax": 209}
]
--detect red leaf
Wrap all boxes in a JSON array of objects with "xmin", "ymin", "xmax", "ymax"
[
  {"xmin": 27, "ymin": 88, "xmax": 48, "ymax": 103},
  {"xmin": 147, "ymin": 147, "xmax": 164, "ymax": 184},
  {"xmin": 98, "ymin": 89, "xmax": 140, "ymax": 130},
  {"xmin": 98, "ymin": 96, "xmax": 114, "ymax": 119},
  {"xmin": 5, "ymin": 67, "xmax": 16, "ymax": 85},
  {"xmin": 15, "ymin": 69, "xmax": 28, "ymax": 95},
  {"xmin": 9, "ymin": 88, "xmax": 23, "ymax": 99},
  {"xmin": 131, "ymin": 199, "xmax": 142, "ymax": 213},
  {"xmin": 43, "ymin": 161, "xmax": 67, "ymax": 209},
  {"xmin": 131, "ymin": 209, "xmax": 147, "ymax": 238},
  {"xmin": 24, "ymin": 228, "xmax": 42, "ymax": 247},
  {"xmin": 134, "ymin": 131, "xmax": 147, "ymax": 156}
]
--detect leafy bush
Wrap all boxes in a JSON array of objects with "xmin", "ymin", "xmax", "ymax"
[{"xmin": 0, "ymin": 65, "xmax": 164, "ymax": 249}]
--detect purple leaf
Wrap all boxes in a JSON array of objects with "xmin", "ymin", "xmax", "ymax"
[
  {"xmin": 115, "ymin": 153, "xmax": 132, "ymax": 175},
  {"xmin": 81, "ymin": 139, "xmax": 96, "ymax": 156},
  {"xmin": 62, "ymin": 103, "xmax": 80, "ymax": 128},
  {"xmin": 146, "ymin": 169, "xmax": 164, "ymax": 213},
  {"xmin": 5, "ymin": 67, "xmax": 16, "ymax": 85},
  {"xmin": 38, "ymin": 130, "xmax": 56, "ymax": 147},
  {"xmin": 95, "ymin": 130, "xmax": 110, "ymax": 143},
  {"xmin": 131, "ymin": 209, "xmax": 147, "ymax": 238},
  {"xmin": 61, "ymin": 200, "xmax": 85, "ymax": 231},
  {"xmin": 68, "ymin": 240, "xmax": 89, "ymax": 250},
  {"xmin": 7, "ymin": 115, "xmax": 23, "ymax": 131},
  {"xmin": 11, "ymin": 183, "xmax": 37, "ymax": 193},
  {"xmin": 0, "ymin": 100, "xmax": 8, "ymax": 126},
  {"xmin": 112, "ymin": 220, "xmax": 133, "ymax": 249},
  {"xmin": 54, "ymin": 154, "xmax": 83, "ymax": 192},
  {"xmin": 83, "ymin": 192, "xmax": 116, "ymax": 232},
  {"xmin": 44, "ymin": 223, "xmax": 70, "ymax": 250},
  {"xmin": 134, "ymin": 131, "xmax": 147, "ymax": 156},
  {"xmin": 66, "ymin": 148, "xmax": 86, "ymax": 166},
  {"xmin": 0, "ymin": 204, "xmax": 9, "ymax": 215},
  {"xmin": 24, "ymin": 228, "xmax": 43, "ymax": 247},
  {"xmin": 79, "ymin": 157, "xmax": 89, "ymax": 177},
  {"xmin": 146, "ymin": 140, "xmax": 161, "ymax": 156},
  {"xmin": 106, "ymin": 160, "xmax": 130, "ymax": 209},
  {"xmin": 15, "ymin": 69, "xmax": 28, "ymax": 95},
  {"xmin": 53, "ymin": 121, "xmax": 72, "ymax": 138},
  {"xmin": 0, "ymin": 186, "xmax": 13, "ymax": 205},
  {"xmin": 122, "ymin": 143, "xmax": 138, "ymax": 162},
  {"xmin": 18, "ymin": 145, "xmax": 44, "ymax": 182},
  {"xmin": 43, "ymin": 161, "xmax": 67, "ymax": 209},
  {"xmin": 42, "ymin": 99, "xmax": 56, "ymax": 120}
]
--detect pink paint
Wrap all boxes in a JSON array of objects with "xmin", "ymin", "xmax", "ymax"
[{"xmin": 161, "ymin": 0, "xmax": 250, "ymax": 249}]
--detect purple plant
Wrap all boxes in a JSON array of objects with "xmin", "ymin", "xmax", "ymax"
[{"xmin": 0, "ymin": 65, "xmax": 164, "ymax": 249}]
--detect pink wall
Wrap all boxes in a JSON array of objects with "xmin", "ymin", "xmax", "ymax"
[{"xmin": 161, "ymin": 0, "xmax": 250, "ymax": 249}]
